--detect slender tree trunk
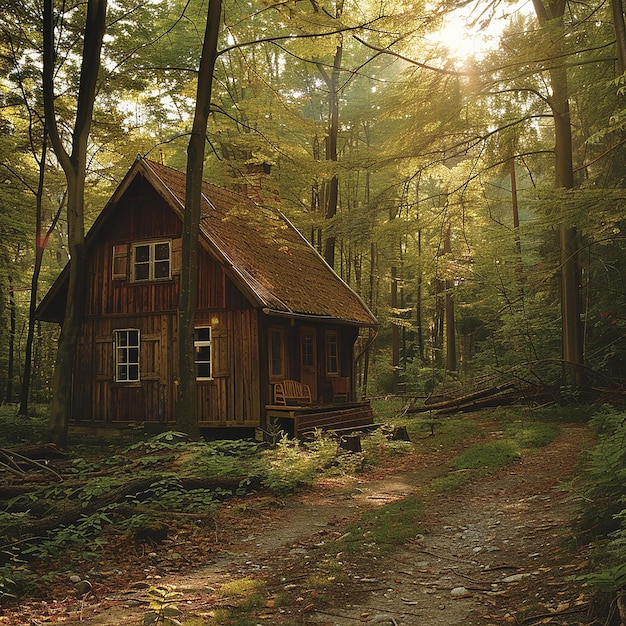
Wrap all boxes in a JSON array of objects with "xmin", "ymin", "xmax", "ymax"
[
  {"xmin": 362, "ymin": 241, "xmax": 377, "ymax": 398},
  {"xmin": 444, "ymin": 225, "xmax": 456, "ymax": 372},
  {"xmin": 311, "ymin": 0, "xmax": 344, "ymax": 269},
  {"xmin": 415, "ymin": 193, "xmax": 425, "ymax": 363},
  {"xmin": 19, "ymin": 139, "xmax": 60, "ymax": 416},
  {"xmin": 177, "ymin": 0, "xmax": 222, "ymax": 438},
  {"xmin": 321, "ymin": 39, "xmax": 342, "ymax": 269},
  {"xmin": 43, "ymin": 0, "xmax": 107, "ymax": 447},
  {"xmin": 531, "ymin": 0, "xmax": 584, "ymax": 387},
  {"xmin": 612, "ymin": 0, "xmax": 626, "ymax": 73},
  {"xmin": 391, "ymin": 266, "xmax": 400, "ymax": 392},
  {"xmin": 5, "ymin": 273, "xmax": 16, "ymax": 404}
]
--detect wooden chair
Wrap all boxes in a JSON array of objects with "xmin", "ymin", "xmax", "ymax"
[{"xmin": 332, "ymin": 376, "xmax": 350, "ymax": 403}]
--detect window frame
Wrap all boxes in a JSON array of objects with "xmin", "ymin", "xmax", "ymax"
[
  {"xmin": 114, "ymin": 329, "xmax": 140, "ymax": 383},
  {"xmin": 268, "ymin": 328, "xmax": 285, "ymax": 380},
  {"xmin": 194, "ymin": 326, "xmax": 213, "ymax": 381},
  {"xmin": 325, "ymin": 330, "xmax": 339, "ymax": 376},
  {"xmin": 131, "ymin": 240, "xmax": 172, "ymax": 283}
]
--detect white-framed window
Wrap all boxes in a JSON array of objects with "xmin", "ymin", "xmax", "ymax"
[
  {"xmin": 114, "ymin": 329, "xmax": 140, "ymax": 382},
  {"xmin": 194, "ymin": 327, "xmax": 212, "ymax": 380},
  {"xmin": 325, "ymin": 331, "xmax": 339, "ymax": 376},
  {"xmin": 132, "ymin": 240, "xmax": 171, "ymax": 282}
]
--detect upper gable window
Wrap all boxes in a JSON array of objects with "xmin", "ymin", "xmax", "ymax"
[{"xmin": 131, "ymin": 241, "xmax": 171, "ymax": 282}]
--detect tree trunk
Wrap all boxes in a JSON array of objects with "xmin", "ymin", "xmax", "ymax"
[
  {"xmin": 415, "ymin": 197, "xmax": 425, "ymax": 362},
  {"xmin": 43, "ymin": 0, "xmax": 108, "ymax": 447},
  {"xmin": 19, "ymin": 140, "xmax": 61, "ymax": 416},
  {"xmin": 391, "ymin": 266, "xmax": 400, "ymax": 392},
  {"xmin": 311, "ymin": 0, "xmax": 344, "ymax": 270},
  {"xmin": 5, "ymin": 273, "xmax": 16, "ymax": 404},
  {"xmin": 532, "ymin": 0, "xmax": 584, "ymax": 387},
  {"xmin": 612, "ymin": 0, "xmax": 626, "ymax": 73},
  {"xmin": 321, "ymin": 40, "xmax": 342, "ymax": 269},
  {"xmin": 177, "ymin": 0, "xmax": 222, "ymax": 438},
  {"xmin": 444, "ymin": 225, "xmax": 456, "ymax": 372}
]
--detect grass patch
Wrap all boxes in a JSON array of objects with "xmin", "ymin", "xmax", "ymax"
[
  {"xmin": 506, "ymin": 421, "xmax": 559, "ymax": 449},
  {"xmin": 339, "ymin": 495, "xmax": 426, "ymax": 554},
  {"xmin": 450, "ymin": 439, "xmax": 519, "ymax": 471},
  {"xmin": 209, "ymin": 578, "xmax": 268, "ymax": 625},
  {"xmin": 218, "ymin": 577, "xmax": 265, "ymax": 598},
  {"xmin": 304, "ymin": 558, "xmax": 350, "ymax": 590},
  {"xmin": 429, "ymin": 471, "xmax": 474, "ymax": 493}
]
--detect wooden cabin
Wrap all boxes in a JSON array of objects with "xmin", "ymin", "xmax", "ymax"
[{"xmin": 36, "ymin": 157, "xmax": 379, "ymax": 438}]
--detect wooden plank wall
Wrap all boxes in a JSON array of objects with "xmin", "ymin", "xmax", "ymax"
[
  {"xmin": 72, "ymin": 175, "xmax": 262, "ymax": 428},
  {"xmin": 74, "ymin": 309, "xmax": 262, "ymax": 427}
]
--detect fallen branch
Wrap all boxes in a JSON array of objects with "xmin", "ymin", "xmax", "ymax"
[
  {"xmin": 0, "ymin": 448, "xmax": 64, "ymax": 481},
  {"xmin": 7, "ymin": 475, "xmax": 261, "ymax": 540}
]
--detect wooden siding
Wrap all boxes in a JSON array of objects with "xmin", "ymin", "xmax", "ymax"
[
  {"xmin": 84, "ymin": 176, "xmax": 250, "ymax": 318},
  {"xmin": 55, "ymin": 168, "xmax": 373, "ymax": 434},
  {"xmin": 73, "ymin": 309, "xmax": 262, "ymax": 427},
  {"xmin": 71, "ymin": 174, "xmax": 261, "ymax": 428}
]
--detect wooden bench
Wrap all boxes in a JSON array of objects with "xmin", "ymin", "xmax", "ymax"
[{"xmin": 274, "ymin": 380, "xmax": 312, "ymax": 405}]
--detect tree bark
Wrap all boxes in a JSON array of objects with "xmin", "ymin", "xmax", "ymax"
[
  {"xmin": 43, "ymin": 0, "xmax": 107, "ymax": 448},
  {"xmin": 177, "ymin": 0, "xmax": 222, "ymax": 438},
  {"xmin": 19, "ymin": 139, "xmax": 62, "ymax": 416},
  {"xmin": 391, "ymin": 266, "xmax": 400, "ymax": 392},
  {"xmin": 531, "ymin": 0, "xmax": 584, "ymax": 387},
  {"xmin": 5, "ymin": 273, "xmax": 16, "ymax": 404},
  {"xmin": 312, "ymin": 0, "xmax": 344, "ymax": 270},
  {"xmin": 444, "ymin": 225, "xmax": 456, "ymax": 372},
  {"xmin": 612, "ymin": 0, "xmax": 626, "ymax": 73},
  {"xmin": 320, "ymin": 38, "xmax": 342, "ymax": 269}
]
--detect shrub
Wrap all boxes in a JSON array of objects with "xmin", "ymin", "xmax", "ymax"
[
  {"xmin": 567, "ymin": 405, "xmax": 626, "ymax": 624},
  {"xmin": 262, "ymin": 432, "xmax": 339, "ymax": 495}
]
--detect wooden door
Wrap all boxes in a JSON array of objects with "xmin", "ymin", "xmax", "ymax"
[{"xmin": 299, "ymin": 327, "xmax": 317, "ymax": 401}]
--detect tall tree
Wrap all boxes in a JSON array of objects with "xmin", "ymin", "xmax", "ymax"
[
  {"xmin": 177, "ymin": 0, "xmax": 222, "ymax": 437},
  {"xmin": 43, "ymin": 0, "xmax": 107, "ymax": 446},
  {"xmin": 530, "ymin": 0, "xmax": 584, "ymax": 385}
]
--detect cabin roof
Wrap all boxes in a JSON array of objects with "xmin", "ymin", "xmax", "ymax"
[{"xmin": 37, "ymin": 157, "xmax": 378, "ymax": 327}]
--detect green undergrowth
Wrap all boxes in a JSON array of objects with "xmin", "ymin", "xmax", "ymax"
[
  {"xmin": 0, "ymin": 404, "xmax": 572, "ymax": 606},
  {"xmin": 569, "ymin": 406, "xmax": 626, "ymax": 610}
]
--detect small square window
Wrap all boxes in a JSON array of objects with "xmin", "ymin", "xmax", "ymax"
[{"xmin": 132, "ymin": 241, "xmax": 171, "ymax": 282}]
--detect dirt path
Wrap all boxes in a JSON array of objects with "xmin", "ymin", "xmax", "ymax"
[{"xmin": 4, "ymin": 422, "xmax": 593, "ymax": 625}]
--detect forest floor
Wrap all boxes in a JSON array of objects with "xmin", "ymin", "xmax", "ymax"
[{"xmin": 1, "ymin": 420, "xmax": 597, "ymax": 626}]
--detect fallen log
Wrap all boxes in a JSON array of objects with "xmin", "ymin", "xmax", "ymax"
[
  {"xmin": 406, "ymin": 384, "xmax": 573, "ymax": 416},
  {"xmin": 7, "ymin": 475, "xmax": 261, "ymax": 540},
  {"xmin": 408, "ymin": 382, "xmax": 517, "ymax": 413}
]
